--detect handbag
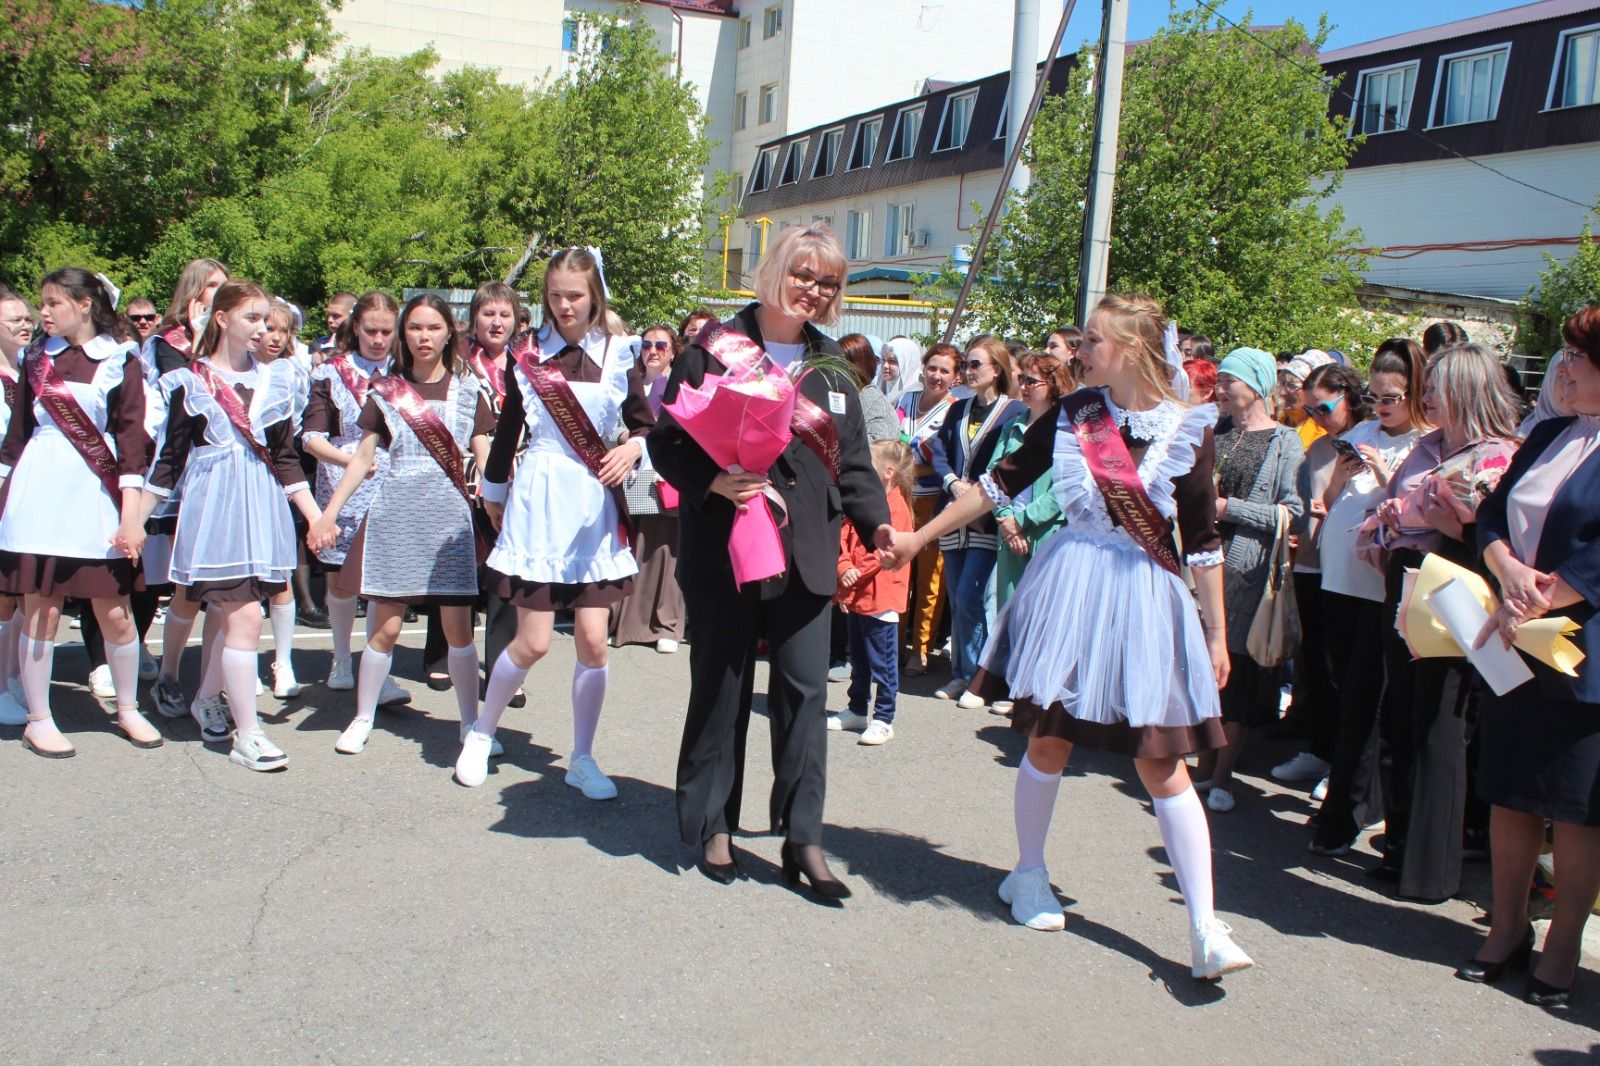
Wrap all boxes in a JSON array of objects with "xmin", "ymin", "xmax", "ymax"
[{"xmin": 1246, "ymin": 504, "xmax": 1301, "ymax": 668}]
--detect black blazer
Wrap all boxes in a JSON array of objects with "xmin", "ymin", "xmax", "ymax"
[
  {"xmin": 1478, "ymin": 416, "xmax": 1600, "ymax": 702},
  {"xmin": 648, "ymin": 303, "xmax": 890, "ymax": 600}
]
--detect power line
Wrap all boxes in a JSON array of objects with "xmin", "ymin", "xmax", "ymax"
[{"xmin": 1189, "ymin": 0, "xmax": 1595, "ymax": 211}]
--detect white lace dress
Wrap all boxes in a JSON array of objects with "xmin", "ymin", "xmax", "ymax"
[{"xmin": 974, "ymin": 389, "xmax": 1227, "ymax": 756}]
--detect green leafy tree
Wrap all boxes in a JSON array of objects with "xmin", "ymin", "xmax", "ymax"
[
  {"xmin": 1517, "ymin": 217, "xmax": 1600, "ymax": 356},
  {"xmin": 924, "ymin": 5, "xmax": 1379, "ymax": 353}
]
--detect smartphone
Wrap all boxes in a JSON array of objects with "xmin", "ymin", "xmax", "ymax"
[{"xmin": 1329, "ymin": 437, "xmax": 1362, "ymax": 462}]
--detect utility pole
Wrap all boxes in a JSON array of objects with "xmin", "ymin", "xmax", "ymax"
[
  {"xmin": 1076, "ymin": 0, "xmax": 1129, "ymax": 321},
  {"xmin": 1007, "ymin": 0, "xmax": 1041, "ymax": 195}
]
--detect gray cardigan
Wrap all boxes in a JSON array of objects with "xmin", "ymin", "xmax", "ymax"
[
  {"xmin": 858, "ymin": 384, "xmax": 898, "ymax": 442},
  {"xmin": 1219, "ymin": 424, "xmax": 1306, "ymax": 654}
]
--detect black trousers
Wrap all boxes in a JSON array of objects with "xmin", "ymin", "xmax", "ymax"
[
  {"xmin": 1315, "ymin": 589, "xmax": 1386, "ymax": 846},
  {"xmin": 1292, "ymin": 571, "xmax": 1339, "ymax": 761},
  {"xmin": 677, "ymin": 580, "xmax": 831, "ymax": 848}
]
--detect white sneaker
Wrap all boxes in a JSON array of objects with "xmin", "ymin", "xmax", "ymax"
[
  {"xmin": 458, "ymin": 720, "xmax": 504, "ymax": 758},
  {"xmin": 455, "ymin": 731, "xmax": 494, "ymax": 787},
  {"xmin": 0, "ymin": 690, "xmax": 26, "ymax": 726},
  {"xmin": 377, "ymin": 676, "xmax": 411, "ymax": 707},
  {"xmin": 827, "ymin": 663, "xmax": 850, "ymax": 683},
  {"xmin": 655, "ymin": 638, "xmax": 679, "ymax": 654},
  {"xmin": 989, "ymin": 700, "xmax": 1014, "ymax": 716},
  {"xmin": 956, "ymin": 689, "xmax": 986, "ymax": 710},
  {"xmin": 88, "ymin": 664, "xmax": 115, "ymax": 700},
  {"xmin": 858, "ymin": 720, "xmax": 894, "ymax": 745},
  {"xmin": 335, "ymin": 716, "xmax": 374, "ymax": 755},
  {"xmin": 1207, "ymin": 787, "xmax": 1236, "ymax": 813},
  {"xmin": 139, "ymin": 648, "xmax": 158, "ymax": 681},
  {"xmin": 1311, "ymin": 776, "xmax": 1329, "ymax": 803},
  {"xmin": 998, "ymin": 867, "xmax": 1066, "ymax": 931},
  {"xmin": 191, "ymin": 695, "xmax": 231, "ymax": 743},
  {"xmin": 271, "ymin": 661, "xmax": 301, "ymax": 700},
  {"xmin": 1279, "ymin": 685, "xmax": 1294, "ymax": 713},
  {"xmin": 8, "ymin": 678, "xmax": 27, "ymax": 710},
  {"xmin": 828, "ymin": 710, "xmax": 871, "ymax": 732},
  {"xmin": 230, "ymin": 728, "xmax": 288, "ymax": 772},
  {"xmin": 1271, "ymin": 751, "xmax": 1330, "ymax": 782},
  {"xmin": 1190, "ymin": 917, "xmax": 1254, "ymax": 980},
  {"xmin": 326, "ymin": 655, "xmax": 354, "ymax": 690},
  {"xmin": 934, "ymin": 679, "xmax": 966, "ymax": 701},
  {"xmin": 565, "ymin": 754, "xmax": 618, "ymax": 800}
]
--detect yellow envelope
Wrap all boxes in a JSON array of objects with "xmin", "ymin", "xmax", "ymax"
[{"xmin": 1400, "ymin": 553, "xmax": 1585, "ymax": 677}]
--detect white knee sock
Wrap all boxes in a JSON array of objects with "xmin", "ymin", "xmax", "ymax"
[
  {"xmin": 447, "ymin": 643, "xmax": 479, "ymax": 729},
  {"xmin": 475, "ymin": 649, "xmax": 531, "ymax": 737},
  {"xmin": 1153, "ymin": 787, "xmax": 1216, "ymax": 930},
  {"xmin": 354, "ymin": 645, "xmax": 392, "ymax": 722},
  {"xmin": 105, "ymin": 637, "xmax": 141, "ymax": 712},
  {"xmin": 1014, "ymin": 754, "xmax": 1063, "ymax": 873},
  {"xmin": 220, "ymin": 646, "xmax": 261, "ymax": 735},
  {"xmin": 269, "ymin": 603, "xmax": 296, "ymax": 668},
  {"xmin": 17, "ymin": 634, "xmax": 53, "ymax": 719},
  {"xmin": 328, "ymin": 595, "xmax": 357, "ymax": 661},
  {"xmin": 160, "ymin": 610, "xmax": 196, "ymax": 681},
  {"xmin": 571, "ymin": 662, "xmax": 607, "ymax": 760}
]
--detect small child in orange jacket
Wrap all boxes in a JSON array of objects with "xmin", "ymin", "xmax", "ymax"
[{"xmin": 830, "ymin": 441, "xmax": 916, "ymax": 745}]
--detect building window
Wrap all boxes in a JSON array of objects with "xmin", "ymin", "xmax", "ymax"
[
  {"xmin": 729, "ymin": 172, "xmax": 743, "ymax": 207},
  {"xmin": 886, "ymin": 105, "xmax": 924, "ymax": 162},
  {"xmin": 884, "ymin": 202, "xmax": 916, "ymax": 257},
  {"xmin": 995, "ymin": 96, "xmax": 1009, "ymax": 140},
  {"xmin": 812, "ymin": 213, "xmax": 834, "ymax": 230},
  {"xmin": 759, "ymin": 82, "xmax": 779, "ymax": 125},
  {"xmin": 748, "ymin": 224, "xmax": 764, "ymax": 271},
  {"xmin": 1436, "ymin": 45, "xmax": 1510, "ymax": 127},
  {"xmin": 734, "ymin": 92, "xmax": 747, "ymax": 132},
  {"xmin": 562, "ymin": 17, "xmax": 578, "ymax": 52},
  {"xmin": 764, "ymin": 5, "xmax": 783, "ymax": 39},
  {"xmin": 748, "ymin": 147, "xmax": 778, "ymax": 194},
  {"xmin": 845, "ymin": 209, "xmax": 872, "ymax": 261},
  {"xmin": 778, "ymin": 139, "xmax": 806, "ymax": 185},
  {"xmin": 934, "ymin": 91, "xmax": 979, "ymax": 151},
  {"xmin": 812, "ymin": 127, "xmax": 843, "ymax": 178},
  {"xmin": 1353, "ymin": 62, "xmax": 1417, "ymax": 134},
  {"xmin": 847, "ymin": 117, "xmax": 881, "ymax": 170},
  {"xmin": 739, "ymin": 17, "xmax": 751, "ymax": 48},
  {"xmin": 1552, "ymin": 26, "xmax": 1600, "ymax": 109}
]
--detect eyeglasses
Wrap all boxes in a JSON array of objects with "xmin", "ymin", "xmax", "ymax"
[
  {"xmin": 1372, "ymin": 393, "xmax": 1407, "ymax": 407},
  {"xmin": 790, "ymin": 270, "xmax": 841, "ymax": 298},
  {"xmin": 129, "ymin": 314, "xmax": 159, "ymax": 324},
  {"xmin": 640, "ymin": 340, "xmax": 671, "ymax": 351},
  {"xmin": 1018, "ymin": 373, "xmax": 1046, "ymax": 389},
  {"xmin": 963, "ymin": 359, "xmax": 991, "ymax": 371},
  {"xmin": 1302, "ymin": 396, "xmax": 1343, "ymax": 417}
]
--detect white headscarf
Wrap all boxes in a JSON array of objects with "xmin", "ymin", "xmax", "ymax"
[
  {"xmin": 876, "ymin": 336, "xmax": 922, "ymax": 407},
  {"xmin": 1518, "ymin": 351, "xmax": 1573, "ymax": 437}
]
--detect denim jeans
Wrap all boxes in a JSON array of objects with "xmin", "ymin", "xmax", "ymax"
[
  {"xmin": 846, "ymin": 614, "xmax": 899, "ymax": 723},
  {"xmin": 942, "ymin": 546, "xmax": 996, "ymax": 682}
]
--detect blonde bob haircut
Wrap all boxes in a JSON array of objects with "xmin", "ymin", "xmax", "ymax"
[
  {"xmin": 753, "ymin": 222, "xmax": 848, "ymax": 327},
  {"xmin": 1090, "ymin": 293, "xmax": 1185, "ymax": 405}
]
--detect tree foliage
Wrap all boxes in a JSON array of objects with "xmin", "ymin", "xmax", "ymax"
[
  {"xmin": 1517, "ymin": 217, "xmax": 1600, "ymax": 356},
  {"xmin": 924, "ymin": 5, "xmax": 1379, "ymax": 353}
]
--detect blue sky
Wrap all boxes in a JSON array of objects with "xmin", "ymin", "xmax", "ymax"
[{"xmin": 1059, "ymin": 1, "xmax": 1521, "ymax": 51}]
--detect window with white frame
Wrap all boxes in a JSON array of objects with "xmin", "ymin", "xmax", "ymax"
[
  {"xmin": 812, "ymin": 213, "xmax": 834, "ymax": 230},
  {"xmin": 847, "ymin": 118, "xmax": 881, "ymax": 170},
  {"xmin": 1353, "ymin": 62, "xmax": 1417, "ymax": 134},
  {"xmin": 886, "ymin": 105, "xmax": 924, "ymax": 161},
  {"xmin": 934, "ymin": 91, "xmax": 979, "ymax": 151},
  {"xmin": 1552, "ymin": 27, "xmax": 1600, "ymax": 109},
  {"xmin": 884, "ymin": 202, "xmax": 916, "ymax": 256},
  {"xmin": 1436, "ymin": 45, "xmax": 1510, "ymax": 126},
  {"xmin": 759, "ymin": 82, "xmax": 779, "ymax": 124},
  {"xmin": 739, "ymin": 17, "xmax": 751, "ymax": 48},
  {"xmin": 778, "ymin": 139, "xmax": 806, "ymax": 185},
  {"xmin": 748, "ymin": 147, "xmax": 778, "ymax": 194},
  {"xmin": 812, "ymin": 127, "xmax": 843, "ymax": 178},
  {"xmin": 734, "ymin": 92, "xmax": 747, "ymax": 132},
  {"xmin": 995, "ymin": 96, "xmax": 1009, "ymax": 139},
  {"xmin": 764, "ymin": 4, "xmax": 783, "ymax": 39},
  {"xmin": 845, "ymin": 209, "xmax": 872, "ymax": 260},
  {"xmin": 748, "ymin": 223, "xmax": 764, "ymax": 270}
]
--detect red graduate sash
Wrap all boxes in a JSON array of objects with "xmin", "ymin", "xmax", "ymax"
[
  {"xmin": 369, "ymin": 374, "xmax": 492, "ymax": 563},
  {"xmin": 1061, "ymin": 390, "xmax": 1182, "ymax": 576},
  {"xmin": 697, "ymin": 322, "xmax": 842, "ymax": 482},
  {"xmin": 158, "ymin": 327, "xmax": 193, "ymax": 358},
  {"xmin": 328, "ymin": 354, "xmax": 373, "ymax": 412},
  {"xmin": 190, "ymin": 360, "xmax": 296, "ymax": 487},
  {"xmin": 462, "ymin": 338, "xmax": 506, "ymax": 400},
  {"xmin": 25, "ymin": 341, "xmax": 122, "ymax": 500}
]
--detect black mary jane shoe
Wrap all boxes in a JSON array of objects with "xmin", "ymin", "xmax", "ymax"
[
  {"xmin": 780, "ymin": 841, "xmax": 852, "ymax": 900},
  {"xmin": 1455, "ymin": 926, "xmax": 1534, "ymax": 984},
  {"xmin": 1525, "ymin": 973, "xmax": 1574, "ymax": 1008}
]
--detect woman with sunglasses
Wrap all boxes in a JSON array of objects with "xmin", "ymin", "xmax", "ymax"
[
  {"xmin": 896, "ymin": 343, "xmax": 959, "ymax": 677},
  {"xmin": 1310, "ymin": 338, "xmax": 1429, "ymax": 855},
  {"xmin": 990, "ymin": 352, "xmax": 1072, "ymax": 612}
]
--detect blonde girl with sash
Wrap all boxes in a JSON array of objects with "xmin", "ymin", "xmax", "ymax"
[
  {"xmin": 885, "ymin": 294, "xmax": 1254, "ymax": 981},
  {"xmin": 139, "ymin": 281, "xmax": 323, "ymax": 771},
  {"xmin": 454, "ymin": 247, "xmax": 654, "ymax": 793},
  {"xmin": 0, "ymin": 268, "xmax": 157, "ymax": 758},
  {"xmin": 308, "ymin": 294, "xmax": 494, "ymax": 755}
]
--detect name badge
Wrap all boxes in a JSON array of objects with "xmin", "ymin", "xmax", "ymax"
[{"xmin": 827, "ymin": 391, "xmax": 847, "ymax": 415}]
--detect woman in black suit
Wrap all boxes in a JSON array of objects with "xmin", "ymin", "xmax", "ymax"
[
  {"xmin": 649, "ymin": 223, "xmax": 892, "ymax": 895},
  {"xmin": 1457, "ymin": 307, "xmax": 1600, "ymax": 1006}
]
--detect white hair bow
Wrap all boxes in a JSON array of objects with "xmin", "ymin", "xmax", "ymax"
[
  {"xmin": 94, "ymin": 272, "xmax": 121, "ymax": 311},
  {"xmin": 1164, "ymin": 320, "xmax": 1191, "ymax": 401},
  {"xmin": 556, "ymin": 245, "xmax": 611, "ymax": 301}
]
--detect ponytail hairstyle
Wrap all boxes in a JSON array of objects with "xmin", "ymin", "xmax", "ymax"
[
  {"xmin": 156, "ymin": 257, "xmax": 230, "ymax": 339},
  {"xmin": 38, "ymin": 266, "xmax": 134, "ymax": 343},
  {"xmin": 395, "ymin": 293, "xmax": 464, "ymax": 381},
  {"xmin": 193, "ymin": 280, "xmax": 269, "ymax": 360},
  {"xmin": 1421, "ymin": 320, "xmax": 1469, "ymax": 356},
  {"xmin": 543, "ymin": 247, "xmax": 613, "ymax": 336},
  {"xmin": 1368, "ymin": 337, "xmax": 1429, "ymax": 427},
  {"xmin": 870, "ymin": 439, "xmax": 915, "ymax": 510},
  {"xmin": 1091, "ymin": 293, "xmax": 1183, "ymax": 404},
  {"xmin": 333, "ymin": 291, "xmax": 401, "ymax": 363}
]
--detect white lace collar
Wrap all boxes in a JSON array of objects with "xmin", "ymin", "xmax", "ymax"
[
  {"xmin": 44, "ymin": 333, "xmax": 132, "ymax": 362},
  {"xmin": 1101, "ymin": 390, "xmax": 1185, "ymax": 440}
]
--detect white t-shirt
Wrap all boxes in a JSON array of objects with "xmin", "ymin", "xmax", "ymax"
[
  {"xmin": 1319, "ymin": 421, "xmax": 1422, "ymax": 602},
  {"xmin": 766, "ymin": 340, "xmax": 806, "ymax": 375}
]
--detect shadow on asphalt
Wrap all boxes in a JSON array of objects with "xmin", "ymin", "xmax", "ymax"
[{"xmin": 488, "ymin": 776, "xmax": 683, "ymax": 876}]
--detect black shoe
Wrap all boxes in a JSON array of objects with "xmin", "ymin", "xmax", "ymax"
[
  {"xmin": 1455, "ymin": 926, "xmax": 1534, "ymax": 984},
  {"xmin": 510, "ymin": 690, "xmax": 526, "ymax": 709},
  {"xmin": 1365, "ymin": 863, "xmax": 1401, "ymax": 884},
  {"xmin": 426, "ymin": 673, "xmax": 452, "ymax": 692},
  {"xmin": 355, "ymin": 599, "xmax": 367, "ymax": 619},
  {"xmin": 403, "ymin": 607, "xmax": 418, "ymax": 623},
  {"xmin": 298, "ymin": 604, "xmax": 330, "ymax": 630},
  {"xmin": 780, "ymin": 841, "xmax": 851, "ymax": 900},
  {"xmin": 1525, "ymin": 973, "xmax": 1573, "ymax": 1007}
]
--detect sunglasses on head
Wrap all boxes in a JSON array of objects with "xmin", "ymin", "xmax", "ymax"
[
  {"xmin": 640, "ymin": 340, "xmax": 671, "ymax": 351},
  {"xmin": 130, "ymin": 314, "xmax": 159, "ymax": 324}
]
